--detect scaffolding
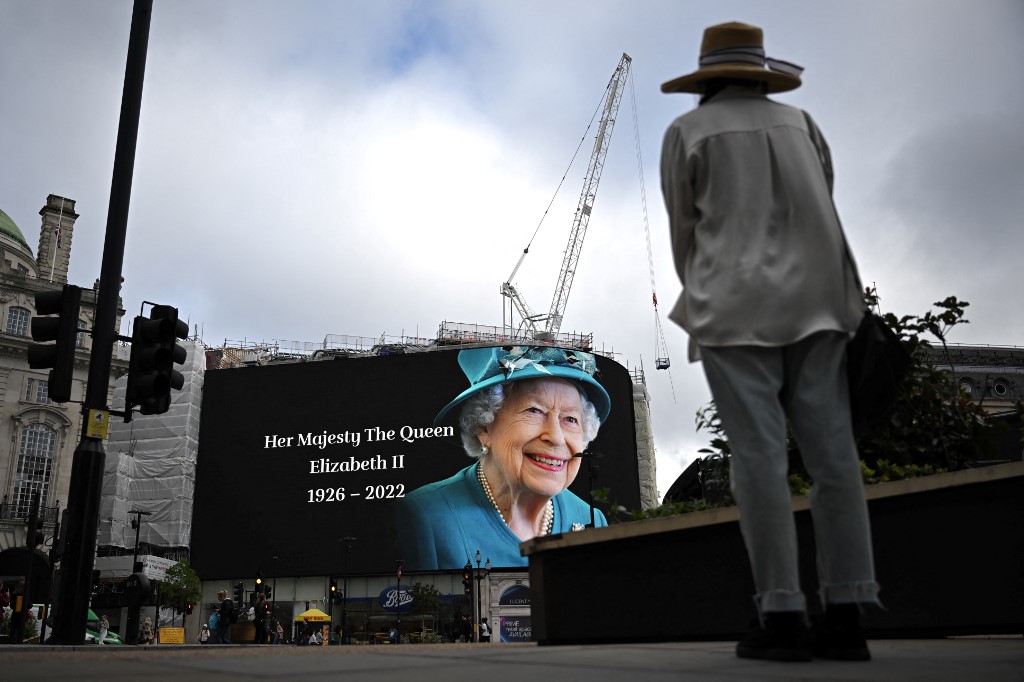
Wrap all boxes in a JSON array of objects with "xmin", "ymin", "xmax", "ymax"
[{"xmin": 97, "ymin": 339, "xmax": 206, "ymax": 563}]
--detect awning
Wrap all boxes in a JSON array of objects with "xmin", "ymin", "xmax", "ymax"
[{"xmin": 294, "ymin": 608, "xmax": 331, "ymax": 622}]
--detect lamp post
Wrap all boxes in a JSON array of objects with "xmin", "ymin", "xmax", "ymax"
[
  {"xmin": 395, "ymin": 560, "xmax": 403, "ymax": 644},
  {"xmin": 481, "ymin": 557, "xmax": 491, "ymax": 642},
  {"xmin": 473, "ymin": 550, "xmax": 491, "ymax": 642},
  {"xmin": 341, "ymin": 537, "xmax": 355, "ymax": 645},
  {"xmin": 129, "ymin": 509, "xmax": 152, "ymax": 573},
  {"xmin": 271, "ymin": 555, "xmax": 278, "ymax": 624},
  {"xmin": 126, "ymin": 509, "xmax": 151, "ymax": 645}
]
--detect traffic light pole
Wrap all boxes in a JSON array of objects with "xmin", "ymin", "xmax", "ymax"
[{"xmin": 51, "ymin": 0, "xmax": 153, "ymax": 645}]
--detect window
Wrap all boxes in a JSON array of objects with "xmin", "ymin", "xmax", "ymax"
[
  {"xmin": 25, "ymin": 378, "xmax": 52, "ymax": 404},
  {"xmin": 76, "ymin": 318, "xmax": 87, "ymax": 348},
  {"xmin": 12, "ymin": 423, "xmax": 57, "ymax": 518},
  {"xmin": 6, "ymin": 306, "xmax": 30, "ymax": 336}
]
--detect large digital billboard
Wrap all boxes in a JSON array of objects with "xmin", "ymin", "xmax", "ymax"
[{"xmin": 190, "ymin": 345, "xmax": 639, "ymax": 579}]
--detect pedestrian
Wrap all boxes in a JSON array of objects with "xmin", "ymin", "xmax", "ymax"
[
  {"xmin": 479, "ymin": 620, "xmax": 490, "ymax": 643},
  {"xmin": 275, "ymin": 619, "xmax": 284, "ymax": 644},
  {"xmin": 252, "ymin": 591, "xmax": 267, "ymax": 643},
  {"xmin": 660, "ymin": 21, "xmax": 879, "ymax": 663},
  {"xmin": 216, "ymin": 590, "xmax": 233, "ymax": 644},
  {"xmin": 139, "ymin": 617, "xmax": 153, "ymax": 645},
  {"xmin": 98, "ymin": 614, "xmax": 110, "ymax": 645},
  {"xmin": 198, "ymin": 623, "xmax": 210, "ymax": 644}
]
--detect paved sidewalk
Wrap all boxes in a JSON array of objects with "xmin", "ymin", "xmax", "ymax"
[{"xmin": 3, "ymin": 638, "xmax": 1022, "ymax": 681}]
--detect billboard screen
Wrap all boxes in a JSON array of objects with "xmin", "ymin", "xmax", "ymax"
[{"xmin": 190, "ymin": 345, "xmax": 639, "ymax": 579}]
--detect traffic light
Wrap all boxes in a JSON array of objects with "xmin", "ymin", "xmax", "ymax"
[
  {"xmin": 24, "ymin": 514, "xmax": 44, "ymax": 548},
  {"xmin": 26, "ymin": 284, "xmax": 83, "ymax": 403},
  {"xmin": 186, "ymin": 602, "xmax": 193, "ymax": 615},
  {"xmin": 463, "ymin": 562, "xmax": 472, "ymax": 595},
  {"xmin": 125, "ymin": 304, "xmax": 188, "ymax": 418},
  {"xmin": 263, "ymin": 583, "xmax": 272, "ymax": 600},
  {"xmin": 255, "ymin": 571, "xmax": 263, "ymax": 595},
  {"xmin": 233, "ymin": 581, "xmax": 244, "ymax": 606}
]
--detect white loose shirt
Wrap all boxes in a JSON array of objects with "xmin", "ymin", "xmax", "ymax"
[{"xmin": 660, "ymin": 87, "xmax": 863, "ymax": 361}]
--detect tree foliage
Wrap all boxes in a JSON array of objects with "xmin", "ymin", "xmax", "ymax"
[
  {"xmin": 160, "ymin": 557, "xmax": 202, "ymax": 611},
  {"xmin": 408, "ymin": 582, "xmax": 441, "ymax": 634}
]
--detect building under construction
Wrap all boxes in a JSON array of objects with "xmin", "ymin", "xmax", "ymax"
[{"xmin": 207, "ymin": 319, "xmax": 660, "ymax": 511}]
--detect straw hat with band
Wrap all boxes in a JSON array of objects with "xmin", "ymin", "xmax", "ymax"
[
  {"xmin": 661, "ymin": 21, "xmax": 803, "ymax": 95},
  {"xmin": 434, "ymin": 346, "xmax": 611, "ymax": 427}
]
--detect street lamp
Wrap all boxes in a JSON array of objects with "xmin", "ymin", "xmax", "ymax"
[
  {"xmin": 129, "ymin": 509, "xmax": 152, "ymax": 573},
  {"xmin": 473, "ymin": 550, "xmax": 489, "ymax": 643},
  {"xmin": 395, "ymin": 559, "xmax": 403, "ymax": 645},
  {"xmin": 126, "ymin": 509, "xmax": 152, "ymax": 646},
  {"xmin": 271, "ymin": 555, "xmax": 278, "ymax": 618},
  {"xmin": 341, "ymin": 537, "xmax": 355, "ymax": 645}
]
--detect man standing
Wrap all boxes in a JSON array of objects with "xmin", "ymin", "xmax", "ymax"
[
  {"xmin": 216, "ymin": 590, "xmax": 233, "ymax": 644},
  {"xmin": 252, "ymin": 591, "xmax": 267, "ymax": 644},
  {"xmin": 660, "ymin": 21, "xmax": 879, "ymax": 662}
]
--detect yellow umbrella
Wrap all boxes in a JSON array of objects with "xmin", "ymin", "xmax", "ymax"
[{"xmin": 294, "ymin": 608, "xmax": 331, "ymax": 622}]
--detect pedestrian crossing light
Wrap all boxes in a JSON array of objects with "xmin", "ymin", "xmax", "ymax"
[
  {"xmin": 233, "ymin": 581, "xmax": 244, "ymax": 606},
  {"xmin": 125, "ymin": 303, "xmax": 188, "ymax": 420},
  {"xmin": 26, "ymin": 284, "xmax": 83, "ymax": 403}
]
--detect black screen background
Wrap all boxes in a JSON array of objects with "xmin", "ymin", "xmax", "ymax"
[{"xmin": 190, "ymin": 346, "xmax": 640, "ymax": 579}]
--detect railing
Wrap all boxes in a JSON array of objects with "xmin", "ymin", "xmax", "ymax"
[
  {"xmin": 0, "ymin": 502, "xmax": 60, "ymax": 524},
  {"xmin": 437, "ymin": 321, "xmax": 594, "ymax": 351},
  {"xmin": 214, "ymin": 324, "xmax": 601, "ymax": 369}
]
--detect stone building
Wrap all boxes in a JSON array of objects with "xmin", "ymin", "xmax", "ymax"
[{"xmin": 0, "ymin": 195, "xmax": 126, "ymax": 551}]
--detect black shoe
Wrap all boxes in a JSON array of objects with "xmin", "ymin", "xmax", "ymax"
[
  {"xmin": 735, "ymin": 612, "xmax": 812, "ymax": 662},
  {"xmin": 813, "ymin": 603, "xmax": 871, "ymax": 661}
]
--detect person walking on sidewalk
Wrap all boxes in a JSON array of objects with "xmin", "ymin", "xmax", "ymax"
[{"xmin": 660, "ymin": 20, "xmax": 880, "ymax": 662}]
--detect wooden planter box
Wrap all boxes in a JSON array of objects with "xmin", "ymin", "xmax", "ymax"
[{"xmin": 523, "ymin": 461, "xmax": 1024, "ymax": 644}]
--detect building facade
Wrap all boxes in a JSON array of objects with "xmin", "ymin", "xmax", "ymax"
[{"xmin": 0, "ymin": 195, "xmax": 126, "ymax": 551}]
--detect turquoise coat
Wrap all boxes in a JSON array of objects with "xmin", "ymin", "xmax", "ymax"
[{"xmin": 395, "ymin": 462, "xmax": 606, "ymax": 571}]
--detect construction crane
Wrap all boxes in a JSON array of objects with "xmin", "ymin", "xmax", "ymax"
[{"xmin": 501, "ymin": 53, "xmax": 631, "ymax": 340}]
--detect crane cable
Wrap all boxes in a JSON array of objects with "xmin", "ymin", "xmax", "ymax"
[
  {"xmin": 629, "ymin": 64, "xmax": 676, "ymax": 401},
  {"xmin": 509, "ymin": 69, "xmax": 623, "ymax": 279}
]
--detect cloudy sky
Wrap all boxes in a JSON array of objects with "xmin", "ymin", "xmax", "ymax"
[{"xmin": 3, "ymin": 0, "xmax": 1022, "ymax": 501}]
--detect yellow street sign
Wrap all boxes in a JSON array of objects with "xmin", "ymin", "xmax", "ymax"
[{"xmin": 86, "ymin": 409, "xmax": 110, "ymax": 440}]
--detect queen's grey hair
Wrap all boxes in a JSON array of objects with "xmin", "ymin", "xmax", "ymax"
[{"xmin": 458, "ymin": 381, "xmax": 600, "ymax": 458}]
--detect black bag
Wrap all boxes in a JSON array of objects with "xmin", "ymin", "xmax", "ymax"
[{"xmin": 847, "ymin": 311, "xmax": 911, "ymax": 433}]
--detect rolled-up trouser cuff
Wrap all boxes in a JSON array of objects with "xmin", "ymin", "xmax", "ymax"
[
  {"xmin": 821, "ymin": 581, "xmax": 882, "ymax": 606},
  {"xmin": 755, "ymin": 589, "xmax": 807, "ymax": 615}
]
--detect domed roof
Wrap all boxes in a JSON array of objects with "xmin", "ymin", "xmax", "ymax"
[{"xmin": 0, "ymin": 206, "xmax": 32, "ymax": 252}]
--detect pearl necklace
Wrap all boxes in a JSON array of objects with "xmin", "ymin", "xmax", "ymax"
[{"xmin": 477, "ymin": 463, "xmax": 554, "ymax": 536}]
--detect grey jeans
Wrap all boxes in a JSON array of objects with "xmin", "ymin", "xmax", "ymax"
[{"xmin": 700, "ymin": 331, "xmax": 880, "ymax": 614}]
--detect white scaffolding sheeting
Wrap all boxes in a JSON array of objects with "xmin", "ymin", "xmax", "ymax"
[
  {"xmin": 97, "ymin": 339, "xmax": 206, "ymax": 551},
  {"xmin": 631, "ymin": 373, "xmax": 658, "ymax": 510}
]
